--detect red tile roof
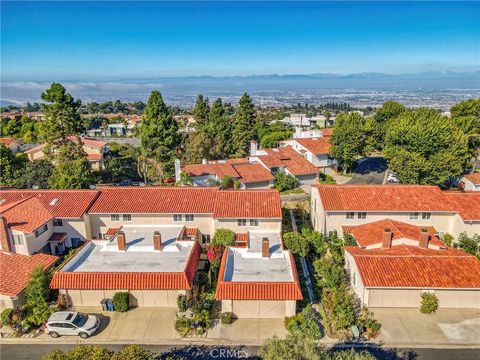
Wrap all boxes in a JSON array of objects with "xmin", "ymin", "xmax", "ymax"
[
  {"xmin": 0, "ymin": 197, "xmax": 54, "ymax": 233},
  {"xmin": 321, "ymin": 128, "xmax": 333, "ymax": 137},
  {"xmin": 214, "ymin": 249, "xmax": 303, "ymax": 300},
  {"xmin": 260, "ymin": 146, "xmax": 317, "ymax": 175},
  {"xmin": 183, "ymin": 163, "xmax": 240, "ymax": 179},
  {"xmin": 0, "ymin": 190, "xmax": 99, "ymax": 218},
  {"xmin": 49, "ymin": 232, "xmax": 67, "ymax": 242},
  {"xmin": 0, "ymin": 252, "xmax": 58, "ymax": 297},
  {"xmin": 78, "ymin": 137, "xmax": 108, "ymax": 149},
  {"xmin": 213, "ymin": 189, "xmax": 281, "ymax": 219},
  {"xmin": 86, "ymin": 153, "xmax": 102, "ymax": 161},
  {"xmin": 343, "ymin": 219, "xmax": 444, "ymax": 248},
  {"xmin": 314, "ymin": 184, "xmax": 453, "ymax": 212},
  {"xmin": 443, "ymin": 191, "xmax": 480, "ymax": 220},
  {"xmin": 185, "ymin": 227, "xmax": 200, "ymax": 237},
  {"xmin": 232, "ymin": 163, "xmax": 274, "ymax": 183},
  {"xmin": 105, "ymin": 228, "xmax": 121, "ymax": 237},
  {"xmin": 0, "ymin": 137, "xmax": 15, "ymax": 146},
  {"xmin": 89, "ymin": 187, "xmax": 282, "ymax": 219},
  {"xmin": 345, "ymin": 245, "xmax": 480, "ymax": 289},
  {"xmin": 50, "ymin": 241, "xmax": 201, "ymax": 290},
  {"xmin": 295, "ymin": 137, "xmax": 331, "ymax": 155},
  {"xmin": 464, "ymin": 172, "xmax": 480, "ymax": 185}
]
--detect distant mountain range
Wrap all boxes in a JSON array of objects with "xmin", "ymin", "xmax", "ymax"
[{"xmin": 1, "ymin": 71, "xmax": 479, "ymax": 107}]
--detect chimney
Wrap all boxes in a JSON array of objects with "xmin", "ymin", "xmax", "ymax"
[
  {"xmin": 117, "ymin": 231, "xmax": 126, "ymax": 251},
  {"xmin": 262, "ymin": 237, "xmax": 269, "ymax": 258},
  {"xmin": 0, "ymin": 216, "xmax": 12, "ymax": 253},
  {"xmin": 382, "ymin": 228, "xmax": 392, "ymax": 248},
  {"xmin": 202, "ymin": 158, "xmax": 208, "ymax": 165},
  {"xmin": 174, "ymin": 159, "xmax": 181, "ymax": 183},
  {"xmin": 419, "ymin": 228, "xmax": 429, "ymax": 249},
  {"xmin": 153, "ymin": 231, "xmax": 162, "ymax": 251},
  {"xmin": 250, "ymin": 140, "xmax": 257, "ymax": 157}
]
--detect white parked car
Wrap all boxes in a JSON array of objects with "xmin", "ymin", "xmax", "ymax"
[
  {"xmin": 45, "ymin": 311, "xmax": 100, "ymax": 339},
  {"xmin": 387, "ymin": 172, "xmax": 399, "ymax": 183}
]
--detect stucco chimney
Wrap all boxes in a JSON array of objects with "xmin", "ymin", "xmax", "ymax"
[
  {"xmin": 117, "ymin": 231, "xmax": 126, "ymax": 251},
  {"xmin": 294, "ymin": 127, "xmax": 302, "ymax": 139},
  {"xmin": 153, "ymin": 231, "xmax": 162, "ymax": 251},
  {"xmin": 174, "ymin": 159, "xmax": 181, "ymax": 183},
  {"xmin": 382, "ymin": 228, "xmax": 392, "ymax": 248},
  {"xmin": 0, "ymin": 216, "xmax": 12, "ymax": 253},
  {"xmin": 202, "ymin": 158, "xmax": 208, "ymax": 165},
  {"xmin": 250, "ymin": 140, "xmax": 257, "ymax": 157},
  {"xmin": 262, "ymin": 237, "xmax": 269, "ymax": 258},
  {"xmin": 419, "ymin": 228, "xmax": 429, "ymax": 249}
]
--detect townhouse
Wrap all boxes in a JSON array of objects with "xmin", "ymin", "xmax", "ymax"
[
  {"xmin": 459, "ymin": 172, "xmax": 480, "ymax": 191},
  {"xmin": 25, "ymin": 136, "xmax": 108, "ymax": 170},
  {"xmin": 280, "ymin": 136, "xmax": 335, "ymax": 174},
  {"xmin": 215, "ymin": 231, "xmax": 302, "ymax": 318},
  {"xmin": 180, "ymin": 159, "xmax": 274, "ymax": 189},
  {"xmin": 0, "ymin": 137, "xmax": 21, "ymax": 153},
  {"xmin": 310, "ymin": 184, "xmax": 480, "ymax": 239},
  {"xmin": 343, "ymin": 220, "xmax": 480, "ymax": 308},
  {"xmin": 249, "ymin": 142, "xmax": 318, "ymax": 185}
]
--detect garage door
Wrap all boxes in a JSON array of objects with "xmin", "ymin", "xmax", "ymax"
[
  {"xmin": 368, "ymin": 289, "xmax": 420, "ymax": 307},
  {"xmin": 135, "ymin": 290, "xmax": 178, "ymax": 307},
  {"xmin": 435, "ymin": 290, "xmax": 480, "ymax": 308},
  {"xmin": 232, "ymin": 300, "xmax": 286, "ymax": 318}
]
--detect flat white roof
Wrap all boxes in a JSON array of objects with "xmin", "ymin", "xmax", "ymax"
[
  {"xmin": 61, "ymin": 225, "xmax": 194, "ymax": 273},
  {"xmin": 223, "ymin": 231, "xmax": 294, "ymax": 282}
]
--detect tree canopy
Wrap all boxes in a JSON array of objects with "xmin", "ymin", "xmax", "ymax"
[
  {"xmin": 232, "ymin": 93, "xmax": 256, "ymax": 157},
  {"xmin": 384, "ymin": 108, "xmax": 469, "ymax": 185}
]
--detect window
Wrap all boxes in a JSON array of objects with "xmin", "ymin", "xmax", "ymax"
[
  {"xmin": 409, "ymin": 212, "xmax": 419, "ymax": 220},
  {"xmin": 249, "ymin": 219, "xmax": 259, "ymax": 226},
  {"xmin": 173, "ymin": 214, "xmax": 183, "ymax": 222},
  {"xmin": 122, "ymin": 214, "xmax": 131, "ymax": 222},
  {"xmin": 12, "ymin": 235, "xmax": 24, "ymax": 245},
  {"xmin": 53, "ymin": 219, "xmax": 63, "ymax": 227},
  {"xmin": 34, "ymin": 224, "xmax": 48, "ymax": 237},
  {"xmin": 111, "ymin": 214, "xmax": 120, "ymax": 222},
  {"xmin": 71, "ymin": 238, "xmax": 81, "ymax": 247},
  {"xmin": 185, "ymin": 214, "xmax": 194, "ymax": 222},
  {"xmin": 98, "ymin": 233, "xmax": 105, "ymax": 240},
  {"xmin": 422, "ymin": 212, "xmax": 431, "ymax": 220},
  {"xmin": 202, "ymin": 234, "xmax": 211, "ymax": 244},
  {"xmin": 237, "ymin": 219, "xmax": 247, "ymax": 227},
  {"xmin": 357, "ymin": 212, "xmax": 366, "ymax": 219},
  {"xmin": 345, "ymin": 212, "xmax": 355, "ymax": 219}
]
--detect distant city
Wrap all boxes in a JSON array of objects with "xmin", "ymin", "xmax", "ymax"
[{"xmin": 2, "ymin": 71, "xmax": 479, "ymax": 110}]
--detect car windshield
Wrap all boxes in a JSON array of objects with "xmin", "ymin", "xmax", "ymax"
[{"xmin": 71, "ymin": 313, "xmax": 88, "ymax": 327}]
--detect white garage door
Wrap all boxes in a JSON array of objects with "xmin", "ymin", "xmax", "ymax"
[
  {"xmin": 435, "ymin": 290, "xmax": 480, "ymax": 308},
  {"xmin": 232, "ymin": 300, "xmax": 286, "ymax": 318},
  {"xmin": 368, "ymin": 289, "xmax": 420, "ymax": 307}
]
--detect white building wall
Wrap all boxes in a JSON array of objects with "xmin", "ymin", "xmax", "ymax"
[{"xmin": 214, "ymin": 218, "xmax": 282, "ymax": 233}]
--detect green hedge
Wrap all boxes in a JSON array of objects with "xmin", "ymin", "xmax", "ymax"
[{"xmin": 113, "ymin": 292, "xmax": 129, "ymax": 312}]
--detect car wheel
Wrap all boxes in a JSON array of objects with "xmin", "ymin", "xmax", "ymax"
[
  {"xmin": 49, "ymin": 331, "xmax": 60, "ymax": 338},
  {"xmin": 79, "ymin": 332, "xmax": 89, "ymax": 339}
]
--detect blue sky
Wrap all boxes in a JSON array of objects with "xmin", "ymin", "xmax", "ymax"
[{"xmin": 1, "ymin": 1, "xmax": 479, "ymax": 81}]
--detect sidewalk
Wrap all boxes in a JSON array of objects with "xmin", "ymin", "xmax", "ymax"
[{"xmin": 0, "ymin": 307, "xmax": 285, "ymax": 346}]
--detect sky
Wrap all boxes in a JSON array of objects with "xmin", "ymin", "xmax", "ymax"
[{"xmin": 1, "ymin": 1, "xmax": 479, "ymax": 82}]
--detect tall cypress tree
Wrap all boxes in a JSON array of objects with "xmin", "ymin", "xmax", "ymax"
[
  {"xmin": 139, "ymin": 90, "xmax": 180, "ymax": 179},
  {"xmin": 232, "ymin": 93, "xmax": 256, "ymax": 157},
  {"xmin": 193, "ymin": 94, "xmax": 210, "ymax": 131},
  {"xmin": 208, "ymin": 98, "xmax": 232, "ymax": 158}
]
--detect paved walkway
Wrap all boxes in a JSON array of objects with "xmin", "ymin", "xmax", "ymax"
[
  {"xmin": 371, "ymin": 308, "xmax": 480, "ymax": 346},
  {"xmin": 0, "ymin": 307, "xmax": 285, "ymax": 346}
]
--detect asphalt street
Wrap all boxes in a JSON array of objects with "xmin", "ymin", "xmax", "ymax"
[
  {"xmin": 2, "ymin": 343, "xmax": 480, "ymax": 360},
  {"xmin": 348, "ymin": 156, "xmax": 388, "ymax": 185}
]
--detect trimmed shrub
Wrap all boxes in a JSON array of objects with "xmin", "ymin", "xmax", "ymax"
[
  {"xmin": 177, "ymin": 294, "xmax": 187, "ymax": 312},
  {"xmin": 113, "ymin": 292, "xmax": 129, "ymax": 312},
  {"xmin": 420, "ymin": 292, "xmax": 439, "ymax": 314},
  {"xmin": 175, "ymin": 316, "xmax": 192, "ymax": 337},
  {"xmin": 220, "ymin": 312, "xmax": 234, "ymax": 325},
  {"xmin": 285, "ymin": 304, "xmax": 322, "ymax": 340},
  {"xmin": 1, "ymin": 308, "xmax": 13, "ymax": 327},
  {"xmin": 212, "ymin": 229, "xmax": 235, "ymax": 247}
]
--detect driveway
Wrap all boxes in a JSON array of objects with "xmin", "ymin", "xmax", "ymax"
[
  {"xmin": 371, "ymin": 308, "xmax": 480, "ymax": 346},
  {"xmin": 348, "ymin": 156, "xmax": 387, "ymax": 184},
  {"xmin": 1, "ymin": 307, "xmax": 285, "ymax": 346}
]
